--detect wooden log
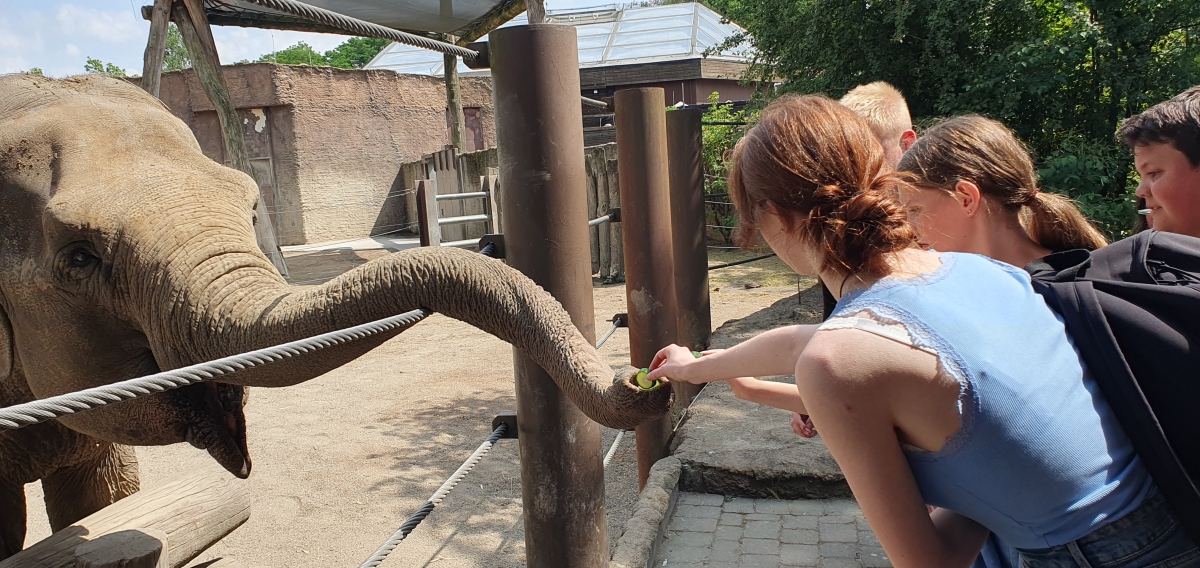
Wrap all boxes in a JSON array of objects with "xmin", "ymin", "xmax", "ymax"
[
  {"xmin": 444, "ymin": 51, "xmax": 466, "ymax": 152},
  {"xmin": 526, "ymin": 0, "xmax": 547, "ymax": 24},
  {"xmin": 171, "ymin": 0, "xmax": 289, "ymax": 277},
  {"xmin": 416, "ymin": 179, "xmax": 441, "ymax": 247},
  {"xmin": 139, "ymin": 0, "xmax": 172, "ymax": 98},
  {"xmin": 586, "ymin": 150, "xmax": 600, "ymax": 275},
  {"xmin": 74, "ymin": 529, "xmax": 168, "ymax": 568},
  {"xmin": 1, "ymin": 471, "xmax": 250, "ymax": 568},
  {"xmin": 605, "ymin": 153, "xmax": 625, "ymax": 283}
]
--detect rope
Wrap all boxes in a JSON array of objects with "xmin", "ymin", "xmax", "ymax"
[
  {"xmin": 359, "ymin": 423, "xmax": 508, "ymax": 568},
  {"xmin": 588, "ymin": 213, "xmax": 612, "ymax": 227},
  {"xmin": 595, "ymin": 320, "xmax": 620, "ymax": 349},
  {"xmin": 238, "ymin": 0, "xmax": 478, "ymax": 59},
  {"xmin": 0, "ymin": 308, "xmax": 433, "ymax": 431},
  {"xmin": 602, "ymin": 429, "xmax": 626, "ymax": 468},
  {"xmin": 708, "ymin": 253, "xmax": 776, "ymax": 271}
]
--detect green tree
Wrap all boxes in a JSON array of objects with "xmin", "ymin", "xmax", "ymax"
[
  {"xmin": 257, "ymin": 41, "xmax": 327, "ymax": 66},
  {"xmin": 163, "ymin": 23, "xmax": 191, "ymax": 71},
  {"xmin": 324, "ymin": 37, "xmax": 389, "ymax": 68},
  {"xmin": 256, "ymin": 37, "xmax": 390, "ymax": 69},
  {"xmin": 84, "ymin": 57, "xmax": 127, "ymax": 77},
  {"xmin": 699, "ymin": 92, "xmax": 761, "ymax": 244},
  {"xmin": 709, "ymin": 0, "xmax": 1200, "ymax": 238},
  {"xmin": 27, "ymin": 67, "xmax": 43, "ymax": 76}
]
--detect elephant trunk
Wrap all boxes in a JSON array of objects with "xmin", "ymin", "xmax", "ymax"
[{"xmin": 155, "ymin": 246, "xmax": 670, "ymax": 431}]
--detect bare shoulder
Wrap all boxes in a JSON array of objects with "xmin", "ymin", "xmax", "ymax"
[{"xmin": 796, "ymin": 327, "xmax": 937, "ymax": 398}]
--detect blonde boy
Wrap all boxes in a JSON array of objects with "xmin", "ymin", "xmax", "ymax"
[{"xmin": 839, "ymin": 81, "xmax": 918, "ymax": 167}]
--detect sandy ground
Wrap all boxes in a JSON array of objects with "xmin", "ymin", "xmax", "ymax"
[{"xmin": 22, "ymin": 247, "xmax": 804, "ymax": 568}]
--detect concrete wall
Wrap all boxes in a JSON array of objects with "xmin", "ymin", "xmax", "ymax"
[{"xmin": 157, "ymin": 63, "xmax": 496, "ymax": 245}]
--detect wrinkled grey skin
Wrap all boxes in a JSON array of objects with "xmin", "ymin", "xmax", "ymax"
[{"xmin": 0, "ymin": 74, "xmax": 670, "ymax": 558}]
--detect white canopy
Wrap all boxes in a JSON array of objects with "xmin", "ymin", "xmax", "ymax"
[{"xmin": 364, "ymin": 2, "xmax": 750, "ymax": 76}]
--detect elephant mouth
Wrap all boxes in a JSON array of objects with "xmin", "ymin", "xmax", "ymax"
[{"xmin": 178, "ymin": 382, "xmax": 252, "ymax": 479}]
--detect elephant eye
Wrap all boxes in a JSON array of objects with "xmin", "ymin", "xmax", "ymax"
[
  {"xmin": 68, "ymin": 250, "xmax": 97, "ymax": 268},
  {"xmin": 59, "ymin": 242, "xmax": 101, "ymax": 279}
]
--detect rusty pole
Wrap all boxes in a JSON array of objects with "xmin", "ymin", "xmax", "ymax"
[
  {"xmin": 490, "ymin": 24, "xmax": 608, "ymax": 568},
  {"xmin": 616, "ymin": 87, "xmax": 680, "ymax": 488},
  {"xmin": 666, "ymin": 108, "xmax": 712, "ymax": 357}
]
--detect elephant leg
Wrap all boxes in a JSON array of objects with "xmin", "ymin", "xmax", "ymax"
[
  {"xmin": 41, "ymin": 443, "xmax": 139, "ymax": 531},
  {"xmin": 0, "ymin": 478, "xmax": 26, "ymax": 560}
]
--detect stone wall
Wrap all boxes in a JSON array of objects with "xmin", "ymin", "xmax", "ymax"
[{"xmin": 157, "ymin": 63, "xmax": 496, "ymax": 245}]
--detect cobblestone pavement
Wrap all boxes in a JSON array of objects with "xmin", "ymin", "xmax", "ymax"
[{"xmin": 657, "ymin": 493, "xmax": 892, "ymax": 568}]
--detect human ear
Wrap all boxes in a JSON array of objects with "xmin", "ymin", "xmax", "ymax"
[
  {"xmin": 0, "ymin": 307, "xmax": 11, "ymax": 382},
  {"xmin": 953, "ymin": 180, "xmax": 982, "ymax": 217},
  {"xmin": 900, "ymin": 130, "xmax": 917, "ymax": 152}
]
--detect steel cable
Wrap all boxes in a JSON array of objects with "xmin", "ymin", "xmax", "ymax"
[
  {"xmin": 238, "ymin": 0, "xmax": 479, "ymax": 59},
  {"xmin": 602, "ymin": 429, "xmax": 625, "ymax": 468},
  {"xmin": 0, "ymin": 308, "xmax": 433, "ymax": 431},
  {"xmin": 359, "ymin": 423, "xmax": 508, "ymax": 568},
  {"xmin": 595, "ymin": 320, "xmax": 620, "ymax": 349}
]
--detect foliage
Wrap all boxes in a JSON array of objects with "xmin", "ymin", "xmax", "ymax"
[
  {"xmin": 708, "ymin": 0, "xmax": 1200, "ymax": 239},
  {"xmin": 700, "ymin": 92, "xmax": 760, "ymax": 244},
  {"xmin": 257, "ymin": 37, "xmax": 390, "ymax": 69},
  {"xmin": 27, "ymin": 68, "xmax": 43, "ymax": 76},
  {"xmin": 84, "ymin": 57, "xmax": 126, "ymax": 77},
  {"xmin": 325, "ymin": 37, "xmax": 391, "ymax": 68},
  {"xmin": 164, "ymin": 23, "xmax": 191, "ymax": 71}
]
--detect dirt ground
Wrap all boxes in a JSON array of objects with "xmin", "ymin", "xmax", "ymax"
[{"xmin": 22, "ymin": 248, "xmax": 815, "ymax": 568}]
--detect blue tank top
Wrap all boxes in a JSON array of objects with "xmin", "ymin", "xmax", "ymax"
[{"xmin": 828, "ymin": 252, "xmax": 1153, "ymax": 549}]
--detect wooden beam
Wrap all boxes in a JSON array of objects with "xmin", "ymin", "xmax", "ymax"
[
  {"xmin": 74, "ymin": 529, "xmax": 169, "ymax": 568},
  {"xmin": 444, "ymin": 51, "xmax": 466, "ymax": 151},
  {"xmin": 0, "ymin": 471, "xmax": 250, "ymax": 568},
  {"xmin": 171, "ymin": 0, "xmax": 289, "ymax": 276},
  {"xmin": 454, "ymin": 0, "xmax": 526, "ymax": 44},
  {"xmin": 140, "ymin": 0, "xmax": 172, "ymax": 98}
]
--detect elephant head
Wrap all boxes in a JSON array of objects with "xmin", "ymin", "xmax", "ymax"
[{"xmin": 0, "ymin": 74, "xmax": 669, "ymax": 479}]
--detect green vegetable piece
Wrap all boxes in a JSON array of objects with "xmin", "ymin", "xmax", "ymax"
[{"xmin": 635, "ymin": 368, "xmax": 662, "ymax": 391}]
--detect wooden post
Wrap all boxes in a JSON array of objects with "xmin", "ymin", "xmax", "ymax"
[
  {"xmin": 417, "ymin": 179, "xmax": 441, "ymax": 247},
  {"xmin": 0, "ymin": 471, "xmax": 250, "ymax": 568},
  {"xmin": 526, "ymin": 0, "xmax": 547, "ymax": 23},
  {"xmin": 74, "ymin": 529, "xmax": 169, "ymax": 568},
  {"xmin": 171, "ymin": 0, "xmax": 288, "ymax": 277},
  {"xmin": 140, "ymin": 0, "xmax": 172, "ymax": 98},
  {"xmin": 484, "ymin": 174, "xmax": 502, "ymax": 234},
  {"xmin": 444, "ymin": 52, "xmax": 467, "ymax": 151},
  {"xmin": 605, "ymin": 151, "xmax": 624, "ymax": 283}
]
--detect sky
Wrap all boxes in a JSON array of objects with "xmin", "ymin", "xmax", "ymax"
[{"xmin": 0, "ymin": 0, "xmax": 610, "ymax": 77}]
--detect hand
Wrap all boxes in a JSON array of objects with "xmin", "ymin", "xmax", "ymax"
[
  {"xmin": 790, "ymin": 412, "xmax": 817, "ymax": 438},
  {"xmin": 648, "ymin": 344, "xmax": 703, "ymax": 384}
]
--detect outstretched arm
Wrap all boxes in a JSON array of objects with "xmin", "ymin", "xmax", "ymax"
[{"xmin": 646, "ymin": 324, "xmax": 818, "ymax": 384}]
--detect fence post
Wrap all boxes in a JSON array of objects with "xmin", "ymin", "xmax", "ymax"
[
  {"xmin": 416, "ymin": 179, "xmax": 440, "ymax": 247},
  {"xmin": 491, "ymin": 23, "xmax": 608, "ymax": 567},
  {"xmin": 666, "ymin": 108, "xmax": 712, "ymax": 366},
  {"xmin": 605, "ymin": 147, "xmax": 624, "ymax": 283},
  {"xmin": 616, "ymin": 87, "xmax": 679, "ymax": 489}
]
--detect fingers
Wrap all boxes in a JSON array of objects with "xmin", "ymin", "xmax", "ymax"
[{"xmin": 790, "ymin": 413, "xmax": 817, "ymax": 438}]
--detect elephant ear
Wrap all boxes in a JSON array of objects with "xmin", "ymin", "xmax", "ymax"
[{"xmin": 0, "ymin": 306, "xmax": 10, "ymax": 381}]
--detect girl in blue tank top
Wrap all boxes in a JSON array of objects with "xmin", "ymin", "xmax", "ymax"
[{"xmin": 648, "ymin": 95, "xmax": 1199, "ymax": 567}]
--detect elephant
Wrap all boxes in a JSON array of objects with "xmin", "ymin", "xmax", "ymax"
[{"xmin": 0, "ymin": 74, "xmax": 670, "ymax": 559}]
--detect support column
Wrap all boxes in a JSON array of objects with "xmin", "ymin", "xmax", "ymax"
[
  {"xmin": 666, "ymin": 108, "xmax": 711, "ymax": 404},
  {"xmin": 444, "ymin": 50, "xmax": 466, "ymax": 150},
  {"xmin": 139, "ymin": 0, "xmax": 171, "ymax": 98},
  {"xmin": 490, "ymin": 24, "xmax": 607, "ymax": 568},
  {"xmin": 616, "ymin": 87, "xmax": 679, "ymax": 488},
  {"xmin": 172, "ymin": 0, "xmax": 288, "ymax": 276}
]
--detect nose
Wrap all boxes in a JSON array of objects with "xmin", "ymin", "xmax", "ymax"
[{"xmin": 1135, "ymin": 178, "xmax": 1150, "ymax": 199}]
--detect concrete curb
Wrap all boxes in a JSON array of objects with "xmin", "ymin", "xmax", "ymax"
[{"xmin": 609, "ymin": 456, "xmax": 681, "ymax": 568}]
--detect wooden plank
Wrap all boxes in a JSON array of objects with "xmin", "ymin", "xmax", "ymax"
[
  {"xmin": 171, "ymin": 0, "xmax": 288, "ymax": 276},
  {"xmin": 605, "ymin": 151, "xmax": 624, "ymax": 283},
  {"xmin": 1, "ymin": 471, "xmax": 250, "ymax": 568},
  {"xmin": 74, "ymin": 529, "xmax": 168, "ymax": 568},
  {"xmin": 589, "ymin": 147, "xmax": 611, "ymax": 279},
  {"xmin": 416, "ymin": 179, "xmax": 441, "ymax": 247},
  {"xmin": 586, "ymin": 147, "xmax": 600, "ymax": 275},
  {"xmin": 139, "ymin": 0, "xmax": 171, "ymax": 98}
]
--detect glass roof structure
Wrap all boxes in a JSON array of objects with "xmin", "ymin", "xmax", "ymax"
[{"xmin": 364, "ymin": 3, "xmax": 750, "ymax": 77}]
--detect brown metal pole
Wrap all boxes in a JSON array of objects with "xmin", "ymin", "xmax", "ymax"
[
  {"xmin": 616, "ymin": 87, "xmax": 679, "ymax": 488},
  {"xmin": 666, "ymin": 108, "xmax": 710, "ymax": 408},
  {"xmin": 490, "ymin": 24, "xmax": 608, "ymax": 568}
]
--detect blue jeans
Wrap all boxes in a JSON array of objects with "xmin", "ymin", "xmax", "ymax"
[{"xmin": 1017, "ymin": 492, "xmax": 1200, "ymax": 568}]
